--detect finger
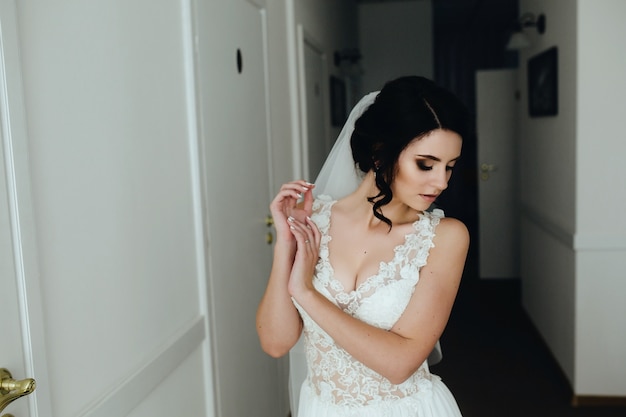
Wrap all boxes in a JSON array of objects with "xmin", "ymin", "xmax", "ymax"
[
  {"xmin": 288, "ymin": 223, "xmax": 308, "ymax": 249},
  {"xmin": 305, "ymin": 216, "xmax": 322, "ymax": 247},
  {"xmin": 272, "ymin": 188, "xmax": 301, "ymax": 204},
  {"xmin": 281, "ymin": 181, "xmax": 312, "ymax": 196},
  {"xmin": 273, "ymin": 181, "xmax": 309, "ymax": 204},
  {"xmin": 289, "ymin": 218, "xmax": 316, "ymax": 250},
  {"xmin": 302, "ymin": 183, "xmax": 315, "ymax": 214}
]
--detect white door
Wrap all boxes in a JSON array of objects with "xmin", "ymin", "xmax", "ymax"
[
  {"xmin": 302, "ymin": 37, "xmax": 328, "ymax": 181},
  {"xmin": 1, "ymin": 1, "xmax": 210, "ymax": 416},
  {"xmin": 476, "ymin": 69, "xmax": 519, "ymax": 279},
  {"xmin": 194, "ymin": 0, "xmax": 286, "ymax": 416}
]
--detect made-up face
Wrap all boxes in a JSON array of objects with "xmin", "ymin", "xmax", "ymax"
[{"xmin": 390, "ymin": 129, "xmax": 462, "ymax": 212}]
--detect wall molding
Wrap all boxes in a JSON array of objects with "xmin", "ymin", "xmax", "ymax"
[
  {"xmin": 521, "ymin": 203, "xmax": 574, "ymax": 248},
  {"xmin": 521, "ymin": 204, "xmax": 626, "ymax": 251},
  {"xmin": 81, "ymin": 316, "xmax": 206, "ymax": 417}
]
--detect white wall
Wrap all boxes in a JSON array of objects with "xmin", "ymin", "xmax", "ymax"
[
  {"xmin": 575, "ymin": 0, "xmax": 626, "ymax": 396},
  {"xmin": 519, "ymin": 0, "xmax": 626, "ymax": 398},
  {"xmin": 295, "ymin": 0, "xmax": 358, "ymax": 53},
  {"xmin": 358, "ymin": 0, "xmax": 433, "ymax": 95},
  {"xmin": 518, "ymin": 0, "xmax": 578, "ymax": 386}
]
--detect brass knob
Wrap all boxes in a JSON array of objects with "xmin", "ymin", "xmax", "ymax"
[
  {"xmin": 265, "ymin": 215, "xmax": 274, "ymax": 227},
  {"xmin": 266, "ymin": 231, "xmax": 273, "ymax": 245},
  {"xmin": 0, "ymin": 368, "xmax": 36, "ymax": 414},
  {"xmin": 479, "ymin": 163, "xmax": 497, "ymax": 181}
]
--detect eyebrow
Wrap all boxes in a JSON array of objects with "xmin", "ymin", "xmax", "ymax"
[{"xmin": 417, "ymin": 154, "xmax": 461, "ymax": 163}]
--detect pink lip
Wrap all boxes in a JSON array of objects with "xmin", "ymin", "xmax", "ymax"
[{"xmin": 420, "ymin": 194, "xmax": 438, "ymax": 203}]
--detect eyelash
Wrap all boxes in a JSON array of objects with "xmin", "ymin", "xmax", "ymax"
[
  {"xmin": 417, "ymin": 161, "xmax": 433, "ymax": 171},
  {"xmin": 417, "ymin": 161, "xmax": 455, "ymax": 172}
]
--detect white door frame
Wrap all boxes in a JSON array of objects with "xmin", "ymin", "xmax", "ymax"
[
  {"xmin": 0, "ymin": 1, "xmax": 52, "ymax": 414},
  {"xmin": 296, "ymin": 25, "xmax": 330, "ymax": 181}
]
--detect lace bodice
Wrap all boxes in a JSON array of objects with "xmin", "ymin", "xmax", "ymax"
[{"xmin": 293, "ymin": 195, "xmax": 444, "ymax": 407}]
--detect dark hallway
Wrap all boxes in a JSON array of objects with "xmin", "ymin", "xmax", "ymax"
[
  {"xmin": 430, "ymin": 2, "xmax": 625, "ymax": 415},
  {"xmin": 431, "ymin": 272, "xmax": 626, "ymax": 417}
]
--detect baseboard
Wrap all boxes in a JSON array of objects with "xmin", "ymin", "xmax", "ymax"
[{"xmin": 572, "ymin": 395, "xmax": 626, "ymax": 407}]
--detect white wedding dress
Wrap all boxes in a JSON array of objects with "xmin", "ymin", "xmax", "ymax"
[{"xmin": 292, "ymin": 195, "xmax": 463, "ymax": 417}]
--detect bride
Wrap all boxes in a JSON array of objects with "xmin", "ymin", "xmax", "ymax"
[{"xmin": 257, "ymin": 75, "xmax": 469, "ymax": 417}]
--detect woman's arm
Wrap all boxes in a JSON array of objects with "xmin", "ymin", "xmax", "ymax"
[
  {"xmin": 288, "ymin": 216, "xmax": 469, "ymax": 384},
  {"xmin": 256, "ymin": 181, "xmax": 315, "ymax": 357},
  {"xmin": 256, "ymin": 240, "xmax": 302, "ymax": 357}
]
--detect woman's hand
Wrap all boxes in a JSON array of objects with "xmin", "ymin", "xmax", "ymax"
[
  {"xmin": 287, "ymin": 215, "xmax": 321, "ymax": 298},
  {"xmin": 257, "ymin": 180, "xmax": 315, "ymax": 357},
  {"xmin": 269, "ymin": 180, "xmax": 315, "ymax": 243}
]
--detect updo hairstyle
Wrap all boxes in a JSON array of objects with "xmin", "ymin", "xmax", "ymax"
[{"xmin": 350, "ymin": 75, "xmax": 469, "ymax": 227}]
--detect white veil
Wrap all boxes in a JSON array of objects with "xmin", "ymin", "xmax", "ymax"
[
  {"xmin": 312, "ymin": 91, "xmax": 379, "ymax": 199},
  {"xmin": 288, "ymin": 90, "xmax": 442, "ymax": 416}
]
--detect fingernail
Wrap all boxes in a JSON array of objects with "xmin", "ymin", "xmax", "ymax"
[
  {"xmin": 290, "ymin": 225, "xmax": 295, "ymax": 230},
  {"xmin": 296, "ymin": 193, "xmax": 302, "ymax": 198},
  {"xmin": 288, "ymin": 216, "xmax": 295, "ymax": 222},
  {"xmin": 305, "ymin": 182, "xmax": 314, "ymax": 186}
]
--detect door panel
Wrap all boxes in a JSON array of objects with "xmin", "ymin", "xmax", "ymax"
[
  {"xmin": 2, "ymin": 0, "xmax": 209, "ymax": 415},
  {"xmin": 195, "ymin": 0, "xmax": 283, "ymax": 416},
  {"xmin": 476, "ymin": 69, "xmax": 519, "ymax": 279}
]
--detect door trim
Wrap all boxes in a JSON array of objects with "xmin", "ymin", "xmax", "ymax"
[
  {"xmin": 80, "ymin": 317, "xmax": 206, "ymax": 416},
  {"xmin": 181, "ymin": 0, "xmax": 216, "ymax": 415},
  {"xmin": 1, "ymin": 1, "xmax": 52, "ymax": 415}
]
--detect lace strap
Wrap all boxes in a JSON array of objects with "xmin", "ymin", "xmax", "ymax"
[
  {"xmin": 311, "ymin": 195, "xmax": 335, "ymax": 235},
  {"xmin": 405, "ymin": 209, "xmax": 445, "ymax": 270}
]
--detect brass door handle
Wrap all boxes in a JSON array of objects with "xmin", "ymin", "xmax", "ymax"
[
  {"xmin": 265, "ymin": 215, "xmax": 274, "ymax": 245},
  {"xmin": 480, "ymin": 163, "xmax": 497, "ymax": 181},
  {"xmin": 0, "ymin": 368, "xmax": 36, "ymax": 414}
]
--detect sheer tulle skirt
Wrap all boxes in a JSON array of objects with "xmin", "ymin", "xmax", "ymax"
[{"xmin": 296, "ymin": 375, "xmax": 462, "ymax": 417}]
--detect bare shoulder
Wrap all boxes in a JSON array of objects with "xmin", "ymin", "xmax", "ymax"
[
  {"xmin": 433, "ymin": 216, "xmax": 469, "ymax": 251},
  {"xmin": 419, "ymin": 216, "xmax": 469, "ymax": 287}
]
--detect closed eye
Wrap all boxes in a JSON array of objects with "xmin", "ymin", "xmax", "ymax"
[{"xmin": 417, "ymin": 161, "xmax": 433, "ymax": 171}]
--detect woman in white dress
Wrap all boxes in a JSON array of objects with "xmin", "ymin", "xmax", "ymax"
[{"xmin": 257, "ymin": 76, "xmax": 469, "ymax": 417}]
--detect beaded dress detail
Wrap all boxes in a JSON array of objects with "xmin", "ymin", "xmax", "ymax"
[{"xmin": 293, "ymin": 195, "xmax": 462, "ymax": 417}]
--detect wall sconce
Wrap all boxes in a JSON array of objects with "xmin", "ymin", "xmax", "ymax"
[
  {"xmin": 506, "ymin": 13, "xmax": 546, "ymax": 50},
  {"xmin": 333, "ymin": 48, "xmax": 363, "ymax": 77}
]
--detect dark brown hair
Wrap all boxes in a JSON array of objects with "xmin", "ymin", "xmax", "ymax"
[{"xmin": 350, "ymin": 76, "xmax": 469, "ymax": 228}]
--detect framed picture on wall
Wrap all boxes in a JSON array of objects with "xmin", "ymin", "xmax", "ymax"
[
  {"xmin": 330, "ymin": 76, "xmax": 347, "ymax": 127},
  {"xmin": 527, "ymin": 46, "xmax": 558, "ymax": 117}
]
